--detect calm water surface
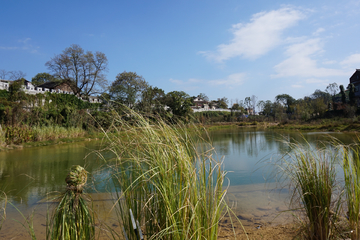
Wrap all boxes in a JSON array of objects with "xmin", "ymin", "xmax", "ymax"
[{"xmin": 0, "ymin": 129, "xmax": 357, "ymax": 238}]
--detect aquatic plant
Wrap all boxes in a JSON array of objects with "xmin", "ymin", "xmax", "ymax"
[
  {"xmin": 342, "ymin": 143, "xmax": 360, "ymax": 240},
  {"xmin": 102, "ymin": 108, "xmax": 228, "ymax": 239},
  {"xmin": 32, "ymin": 125, "xmax": 85, "ymax": 141},
  {"xmin": 47, "ymin": 165, "xmax": 94, "ymax": 240},
  {"xmin": 279, "ymin": 139, "xmax": 341, "ymax": 240}
]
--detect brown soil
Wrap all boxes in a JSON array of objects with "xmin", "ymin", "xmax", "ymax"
[{"xmin": 218, "ymin": 218, "xmax": 299, "ymax": 240}]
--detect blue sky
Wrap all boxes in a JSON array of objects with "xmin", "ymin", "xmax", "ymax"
[{"xmin": 1, "ymin": 0, "xmax": 360, "ymax": 103}]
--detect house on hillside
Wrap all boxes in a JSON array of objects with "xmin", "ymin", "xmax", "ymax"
[
  {"xmin": 22, "ymin": 80, "xmax": 36, "ymax": 91},
  {"xmin": 0, "ymin": 80, "xmax": 10, "ymax": 91},
  {"xmin": 349, "ymin": 69, "xmax": 360, "ymax": 105},
  {"xmin": 191, "ymin": 96, "xmax": 216, "ymax": 110},
  {"xmin": 36, "ymin": 81, "xmax": 75, "ymax": 94},
  {"xmin": 192, "ymin": 97, "xmax": 208, "ymax": 107}
]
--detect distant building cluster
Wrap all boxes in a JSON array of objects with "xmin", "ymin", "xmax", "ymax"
[{"xmin": 0, "ymin": 79, "xmax": 102, "ymax": 104}]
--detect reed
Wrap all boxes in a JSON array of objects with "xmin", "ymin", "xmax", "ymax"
[
  {"xmin": 279, "ymin": 139, "xmax": 341, "ymax": 240},
  {"xmin": 342, "ymin": 143, "xmax": 360, "ymax": 240},
  {"xmin": 32, "ymin": 126, "xmax": 85, "ymax": 141},
  {"xmin": 0, "ymin": 125, "xmax": 5, "ymax": 146},
  {"xmin": 47, "ymin": 165, "xmax": 94, "ymax": 240},
  {"xmin": 0, "ymin": 191, "xmax": 6, "ymax": 232},
  {"xmin": 102, "ymin": 108, "xmax": 228, "ymax": 239}
]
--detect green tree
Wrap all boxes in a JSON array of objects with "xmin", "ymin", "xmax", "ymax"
[
  {"xmin": 348, "ymin": 83, "xmax": 356, "ymax": 106},
  {"xmin": 8, "ymin": 78, "xmax": 26, "ymax": 101},
  {"xmin": 262, "ymin": 100, "xmax": 273, "ymax": 117},
  {"xmin": 109, "ymin": 71, "xmax": 149, "ymax": 108},
  {"xmin": 275, "ymin": 94, "xmax": 295, "ymax": 114},
  {"xmin": 244, "ymin": 97, "xmax": 251, "ymax": 110},
  {"xmin": 139, "ymin": 86, "xmax": 166, "ymax": 114},
  {"xmin": 325, "ymin": 82, "xmax": 338, "ymax": 102},
  {"xmin": 31, "ymin": 72, "xmax": 60, "ymax": 86},
  {"xmin": 257, "ymin": 100, "xmax": 265, "ymax": 113},
  {"xmin": 165, "ymin": 91, "xmax": 193, "ymax": 118},
  {"xmin": 197, "ymin": 93, "xmax": 209, "ymax": 101},
  {"xmin": 46, "ymin": 44, "xmax": 108, "ymax": 96},
  {"xmin": 217, "ymin": 97, "xmax": 228, "ymax": 109},
  {"xmin": 340, "ymin": 85, "xmax": 346, "ymax": 105}
]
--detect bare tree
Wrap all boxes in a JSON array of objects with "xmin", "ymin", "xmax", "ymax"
[
  {"xmin": 8, "ymin": 70, "xmax": 26, "ymax": 80},
  {"xmin": 0, "ymin": 69, "xmax": 7, "ymax": 79},
  {"xmin": 46, "ymin": 44, "xmax": 108, "ymax": 96},
  {"xmin": 251, "ymin": 95, "xmax": 258, "ymax": 113},
  {"xmin": 0, "ymin": 69, "xmax": 26, "ymax": 80}
]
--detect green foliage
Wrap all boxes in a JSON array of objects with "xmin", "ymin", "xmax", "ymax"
[
  {"xmin": 281, "ymin": 139, "xmax": 341, "ymax": 240},
  {"xmin": 340, "ymin": 85, "xmax": 347, "ymax": 105},
  {"xmin": 138, "ymin": 86, "xmax": 166, "ymax": 115},
  {"xmin": 165, "ymin": 91, "xmax": 193, "ymax": 119},
  {"xmin": 104, "ymin": 109, "xmax": 228, "ymax": 239},
  {"xmin": 0, "ymin": 90, "xmax": 9, "ymax": 99},
  {"xmin": 342, "ymin": 143, "xmax": 360, "ymax": 240},
  {"xmin": 5, "ymin": 125, "xmax": 34, "ymax": 144},
  {"xmin": 8, "ymin": 79, "xmax": 26, "ymax": 101},
  {"xmin": 349, "ymin": 83, "xmax": 356, "ymax": 106},
  {"xmin": 31, "ymin": 72, "xmax": 59, "ymax": 86},
  {"xmin": 109, "ymin": 71, "xmax": 149, "ymax": 108}
]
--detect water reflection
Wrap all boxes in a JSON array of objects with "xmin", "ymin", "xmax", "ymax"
[
  {"xmin": 0, "ymin": 129, "xmax": 358, "ymax": 237},
  {"xmin": 0, "ymin": 141, "xmax": 109, "ymax": 205},
  {"xmin": 208, "ymin": 129, "xmax": 357, "ymax": 186}
]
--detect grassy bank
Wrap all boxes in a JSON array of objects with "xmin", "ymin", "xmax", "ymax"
[
  {"xmin": 0, "ymin": 125, "xmax": 106, "ymax": 150},
  {"xmin": 269, "ymin": 118, "xmax": 360, "ymax": 132}
]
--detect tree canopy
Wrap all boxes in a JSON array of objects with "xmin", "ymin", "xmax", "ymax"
[
  {"xmin": 109, "ymin": 71, "xmax": 149, "ymax": 108},
  {"xmin": 31, "ymin": 72, "xmax": 60, "ymax": 86},
  {"xmin": 138, "ymin": 86, "xmax": 166, "ymax": 114},
  {"xmin": 165, "ymin": 91, "xmax": 193, "ymax": 118},
  {"xmin": 45, "ymin": 44, "xmax": 108, "ymax": 96}
]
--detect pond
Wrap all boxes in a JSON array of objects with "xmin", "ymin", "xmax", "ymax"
[{"xmin": 0, "ymin": 128, "xmax": 357, "ymax": 238}]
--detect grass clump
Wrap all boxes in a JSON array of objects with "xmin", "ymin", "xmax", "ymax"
[
  {"xmin": 280, "ymin": 139, "xmax": 341, "ymax": 240},
  {"xmin": 342, "ymin": 143, "xmax": 360, "ymax": 240},
  {"xmin": 101, "ymin": 108, "xmax": 228, "ymax": 239},
  {"xmin": 47, "ymin": 165, "xmax": 94, "ymax": 240},
  {"xmin": 32, "ymin": 125, "xmax": 85, "ymax": 141}
]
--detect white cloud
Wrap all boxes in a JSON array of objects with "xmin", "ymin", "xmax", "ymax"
[
  {"xmin": 170, "ymin": 73, "xmax": 246, "ymax": 89},
  {"xmin": 0, "ymin": 38, "xmax": 39, "ymax": 53},
  {"xmin": 323, "ymin": 60, "xmax": 336, "ymax": 64},
  {"xmin": 273, "ymin": 38, "xmax": 348, "ymax": 78},
  {"xmin": 313, "ymin": 28, "xmax": 325, "ymax": 36},
  {"xmin": 292, "ymin": 84, "xmax": 303, "ymax": 88},
  {"xmin": 340, "ymin": 53, "xmax": 360, "ymax": 67},
  {"xmin": 200, "ymin": 7, "xmax": 305, "ymax": 62},
  {"xmin": 305, "ymin": 78, "xmax": 329, "ymax": 85},
  {"xmin": 208, "ymin": 73, "xmax": 246, "ymax": 86},
  {"xmin": 0, "ymin": 46, "xmax": 19, "ymax": 50}
]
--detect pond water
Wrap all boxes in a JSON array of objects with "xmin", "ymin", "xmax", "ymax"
[{"xmin": 0, "ymin": 128, "xmax": 357, "ymax": 238}]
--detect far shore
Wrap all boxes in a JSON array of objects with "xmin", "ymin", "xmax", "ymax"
[{"xmin": 2, "ymin": 119, "xmax": 359, "ymax": 151}]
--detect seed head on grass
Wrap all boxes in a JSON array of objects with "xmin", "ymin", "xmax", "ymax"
[{"xmin": 47, "ymin": 165, "xmax": 94, "ymax": 240}]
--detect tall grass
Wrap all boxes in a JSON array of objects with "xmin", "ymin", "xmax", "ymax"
[
  {"xmin": 47, "ymin": 165, "xmax": 94, "ymax": 240},
  {"xmin": 342, "ymin": 143, "xmax": 360, "ymax": 240},
  {"xmin": 101, "ymin": 109, "xmax": 228, "ymax": 239},
  {"xmin": 0, "ymin": 125, "xmax": 5, "ymax": 146},
  {"xmin": 32, "ymin": 125, "xmax": 85, "ymax": 141},
  {"xmin": 279, "ymin": 139, "xmax": 341, "ymax": 240}
]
